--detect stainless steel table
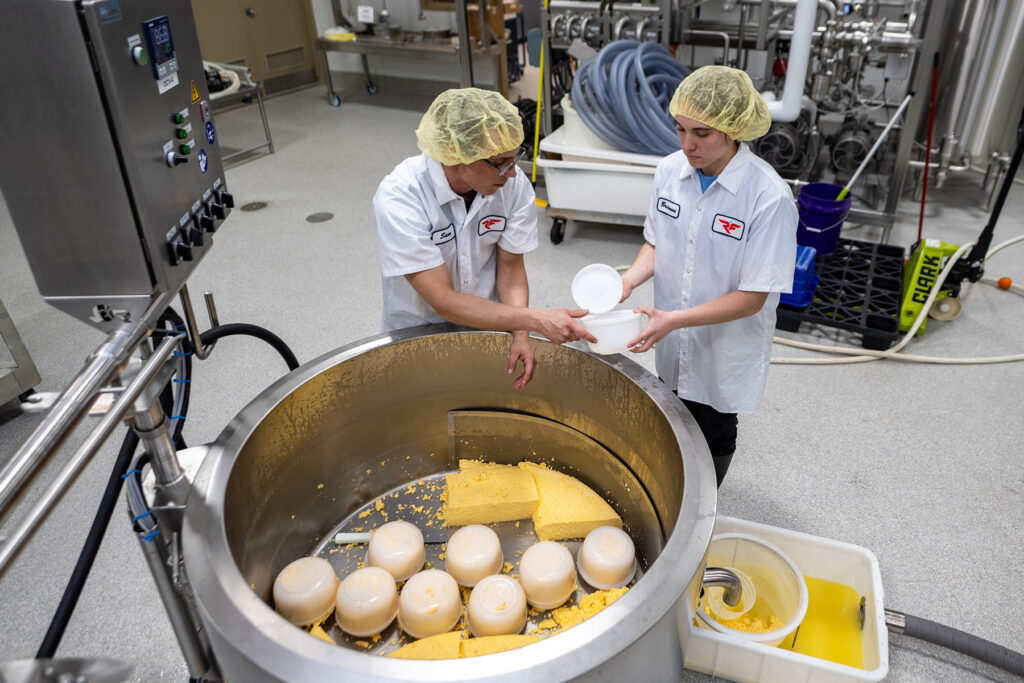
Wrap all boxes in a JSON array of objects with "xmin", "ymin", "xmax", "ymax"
[
  {"xmin": 0, "ymin": 296, "xmax": 40, "ymax": 405},
  {"xmin": 210, "ymin": 82, "xmax": 275, "ymax": 163}
]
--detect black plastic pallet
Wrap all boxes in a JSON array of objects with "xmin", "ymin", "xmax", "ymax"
[{"xmin": 776, "ymin": 238, "xmax": 905, "ymax": 350}]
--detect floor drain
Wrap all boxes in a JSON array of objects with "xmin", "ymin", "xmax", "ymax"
[
  {"xmin": 306, "ymin": 212, "xmax": 334, "ymax": 223},
  {"xmin": 240, "ymin": 201, "xmax": 268, "ymax": 212}
]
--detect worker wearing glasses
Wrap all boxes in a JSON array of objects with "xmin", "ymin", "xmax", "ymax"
[
  {"xmin": 619, "ymin": 66, "xmax": 798, "ymax": 487},
  {"xmin": 374, "ymin": 88, "xmax": 595, "ymax": 389}
]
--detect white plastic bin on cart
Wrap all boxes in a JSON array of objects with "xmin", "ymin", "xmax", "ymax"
[
  {"xmin": 539, "ymin": 124, "xmax": 663, "ymax": 166},
  {"xmin": 537, "ymin": 125, "xmax": 664, "ymax": 217},
  {"xmin": 680, "ymin": 516, "xmax": 888, "ymax": 683},
  {"xmin": 536, "ymin": 158, "xmax": 656, "ymax": 216}
]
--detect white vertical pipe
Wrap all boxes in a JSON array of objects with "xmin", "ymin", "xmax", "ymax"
[{"xmin": 761, "ymin": 0, "xmax": 818, "ymax": 122}]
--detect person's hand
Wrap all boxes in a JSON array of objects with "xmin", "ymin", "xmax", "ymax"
[
  {"xmin": 507, "ymin": 334, "xmax": 535, "ymax": 389},
  {"xmin": 620, "ymin": 278, "xmax": 634, "ymax": 303},
  {"xmin": 627, "ymin": 307, "xmax": 676, "ymax": 353},
  {"xmin": 534, "ymin": 309, "xmax": 598, "ymax": 344}
]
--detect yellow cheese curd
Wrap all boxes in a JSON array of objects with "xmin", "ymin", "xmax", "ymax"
[
  {"xmin": 531, "ymin": 586, "xmax": 629, "ymax": 634},
  {"xmin": 444, "ymin": 462, "xmax": 539, "ymax": 527},
  {"xmin": 702, "ymin": 604, "xmax": 783, "ymax": 633},
  {"xmin": 461, "ymin": 634, "xmax": 541, "ymax": 657},
  {"xmin": 517, "ymin": 462, "xmax": 621, "ymax": 541},
  {"xmin": 387, "ymin": 630, "xmax": 462, "ymax": 660}
]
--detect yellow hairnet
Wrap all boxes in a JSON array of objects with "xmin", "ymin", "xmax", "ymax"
[
  {"xmin": 415, "ymin": 88, "xmax": 524, "ymax": 166},
  {"xmin": 669, "ymin": 66, "xmax": 771, "ymax": 141}
]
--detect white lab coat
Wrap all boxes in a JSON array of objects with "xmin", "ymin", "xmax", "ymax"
[
  {"xmin": 374, "ymin": 153, "xmax": 538, "ymax": 332},
  {"xmin": 643, "ymin": 144, "xmax": 797, "ymax": 413}
]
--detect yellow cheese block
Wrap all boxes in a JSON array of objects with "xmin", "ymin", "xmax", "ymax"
[
  {"xmin": 518, "ymin": 462, "xmax": 621, "ymax": 540},
  {"xmin": 387, "ymin": 630, "xmax": 462, "ymax": 660},
  {"xmin": 444, "ymin": 461, "xmax": 539, "ymax": 526},
  {"xmin": 460, "ymin": 634, "xmax": 541, "ymax": 658}
]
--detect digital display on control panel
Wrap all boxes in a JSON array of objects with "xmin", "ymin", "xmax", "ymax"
[{"xmin": 143, "ymin": 15, "xmax": 178, "ymax": 80}]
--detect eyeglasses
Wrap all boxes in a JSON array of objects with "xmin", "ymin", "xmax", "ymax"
[{"xmin": 482, "ymin": 147, "xmax": 527, "ymax": 176}]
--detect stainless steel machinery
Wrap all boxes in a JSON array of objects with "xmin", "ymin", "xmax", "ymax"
[
  {"xmin": 539, "ymin": 0, "xmax": 1022, "ymax": 234},
  {"xmin": 0, "ymin": 3, "xmax": 720, "ymax": 680},
  {"xmin": 0, "ymin": 0, "xmax": 232, "ymax": 332},
  {"xmin": 0, "ymin": 1, "xmax": 233, "ymax": 679},
  {"xmin": 182, "ymin": 326, "xmax": 717, "ymax": 681}
]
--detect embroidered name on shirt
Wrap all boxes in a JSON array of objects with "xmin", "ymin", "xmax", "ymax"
[
  {"xmin": 711, "ymin": 213, "xmax": 745, "ymax": 240},
  {"xmin": 478, "ymin": 215, "xmax": 507, "ymax": 236},
  {"xmin": 656, "ymin": 197, "xmax": 680, "ymax": 218},
  {"xmin": 431, "ymin": 223, "xmax": 455, "ymax": 245}
]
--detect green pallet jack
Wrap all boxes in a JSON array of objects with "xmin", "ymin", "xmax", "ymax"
[{"xmin": 900, "ymin": 103, "xmax": 1024, "ymax": 333}]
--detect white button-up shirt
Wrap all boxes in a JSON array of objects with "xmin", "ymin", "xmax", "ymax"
[
  {"xmin": 643, "ymin": 144, "xmax": 797, "ymax": 413},
  {"xmin": 374, "ymin": 153, "xmax": 539, "ymax": 331}
]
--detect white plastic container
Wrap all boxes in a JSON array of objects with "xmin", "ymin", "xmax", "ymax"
[
  {"xmin": 679, "ymin": 516, "xmax": 888, "ymax": 683},
  {"xmin": 537, "ymin": 157, "xmax": 655, "ymax": 217},
  {"xmin": 696, "ymin": 533, "xmax": 808, "ymax": 648},
  {"xmin": 579, "ymin": 310, "xmax": 644, "ymax": 355},
  {"xmin": 540, "ymin": 123, "xmax": 663, "ymax": 167},
  {"xmin": 560, "ymin": 96, "xmax": 618, "ymax": 152}
]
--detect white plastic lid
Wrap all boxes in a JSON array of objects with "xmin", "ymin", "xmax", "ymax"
[{"xmin": 571, "ymin": 264, "xmax": 622, "ymax": 314}]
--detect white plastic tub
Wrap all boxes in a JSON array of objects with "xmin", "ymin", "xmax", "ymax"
[
  {"xmin": 680, "ymin": 516, "xmax": 888, "ymax": 683},
  {"xmin": 579, "ymin": 310, "xmax": 644, "ymax": 355},
  {"xmin": 537, "ymin": 157, "xmax": 655, "ymax": 216},
  {"xmin": 539, "ymin": 124, "xmax": 664, "ymax": 167}
]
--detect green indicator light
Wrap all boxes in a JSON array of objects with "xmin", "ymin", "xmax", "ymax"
[
  {"xmin": 171, "ymin": 113, "xmax": 184, "ymax": 124},
  {"xmin": 179, "ymin": 144, "xmax": 191, "ymax": 155},
  {"xmin": 175, "ymin": 129, "xmax": 188, "ymax": 139}
]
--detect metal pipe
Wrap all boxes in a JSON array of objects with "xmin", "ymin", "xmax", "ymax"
[
  {"xmin": 702, "ymin": 567, "xmax": 743, "ymax": 607},
  {"xmin": 0, "ymin": 329, "xmax": 133, "ymax": 518},
  {"xmin": 907, "ymin": 159, "xmax": 971, "ymax": 171},
  {"xmin": 0, "ymin": 283, "xmax": 182, "ymax": 519},
  {"xmin": 179, "ymin": 284, "xmax": 215, "ymax": 360},
  {"xmin": 135, "ymin": 529, "xmax": 213, "ymax": 678},
  {"xmin": 885, "ymin": 608, "xmax": 906, "ymax": 633},
  {"xmin": 455, "ymin": 0, "xmax": 474, "ymax": 86},
  {"xmin": 0, "ymin": 334, "xmax": 183, "ymax": 577},
  {"xmin": 763, "ymin": 0, "xmax": 817, "ymax": 122},
  {"xmin": 684, "ymin": 30, "xmax": 730, "ymax": 65}
]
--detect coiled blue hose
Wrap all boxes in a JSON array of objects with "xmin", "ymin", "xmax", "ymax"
[{"xmin": 571, "ymin": 40, "xmax": 691, "ymax": 156}]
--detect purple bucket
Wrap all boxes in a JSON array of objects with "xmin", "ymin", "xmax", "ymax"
[{"xmin": 797, "ymin": 182, "xmax": 851, "ymax": 256}]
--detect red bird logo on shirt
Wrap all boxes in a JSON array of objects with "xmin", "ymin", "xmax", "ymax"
[
  {"xmin": 477, "ymin": 215, "xmax": 507, "ymax": 236},
  {"xmin": 711, "ymin": 213, "xmax": 745, "ymax": 240},
  {"xmin": 718, "ymin": 218, "xmax": 742, "ymax": 234}
]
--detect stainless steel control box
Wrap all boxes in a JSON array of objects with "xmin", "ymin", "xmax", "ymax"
[{"xmin": 0, "ymin": 0, "xmax": 231, "ymax": 330}]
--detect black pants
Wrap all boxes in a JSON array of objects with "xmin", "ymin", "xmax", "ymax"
[{"xmin": 680, "ymin": 398, "xmax": 738, "ymax": 488}]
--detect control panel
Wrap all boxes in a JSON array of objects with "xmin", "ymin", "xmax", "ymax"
[{"xmin": 0, "ymin": 0, "xmax": 232, "ymax": 330}]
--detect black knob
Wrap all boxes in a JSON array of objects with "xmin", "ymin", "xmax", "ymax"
[
  {"xmin": 217, "ymin": 191, "xmax": 235, "ymax": 208},
  {"xmin": 209, "ymin": 202, "xmax": 226, "ymax": 220},
  {"xmin": 185, "ymin": 224, "xmax": 204, "ymax": 247},
  {"xmin": 197, "ymin": 213, "xmax": 216, "ymax": 232},
  {"xmin": 168, "ymin": 240, "xmax": 193, "ymax": 264}
]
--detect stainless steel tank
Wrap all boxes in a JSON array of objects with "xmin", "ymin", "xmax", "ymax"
[
  {"xmin": 931, "ymin": 0, "xmax": 1024, "ymax": 163},
  {"xmin": 182, "ymin": 326, "xmax": 716, "ymax": 681}
]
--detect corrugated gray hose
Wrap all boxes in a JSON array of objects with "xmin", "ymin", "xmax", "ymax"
[{"xmin": 571, "ymin": 40, "xmax": 691, "ymax": 156}]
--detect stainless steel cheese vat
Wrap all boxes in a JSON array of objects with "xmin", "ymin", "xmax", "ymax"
[{"xmin": 182, "ymin": 326, "xmax": 716, "ymax": 681}]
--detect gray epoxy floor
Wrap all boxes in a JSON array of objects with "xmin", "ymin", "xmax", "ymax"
[{"xmin": 1, "ymin": 78, "xmax": 1023, "ymax": 682}]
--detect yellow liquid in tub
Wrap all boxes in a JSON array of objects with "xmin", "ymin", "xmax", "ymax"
[{"xmin": 781, "ymin": 576, "xmax": 865, "ymax": 669}]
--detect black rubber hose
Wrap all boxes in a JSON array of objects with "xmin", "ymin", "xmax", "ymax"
[
  {"xmin": 157, "ymin": 308, "xmax": 191, "ymax": 449},
  {"xmin": 36, "ymin": 319, "xmax": 296, "ymax": 657},
  {"xmin": 198, "ymin": 322, "xmax": 300, "ymax": 371},
  {"xmin": 35, "ymin": 429, "xmax": 139, "ymax": 658},
  {"xmin": 901, "ymin": 612, "xmax": 1024, "ymax": 677}
]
